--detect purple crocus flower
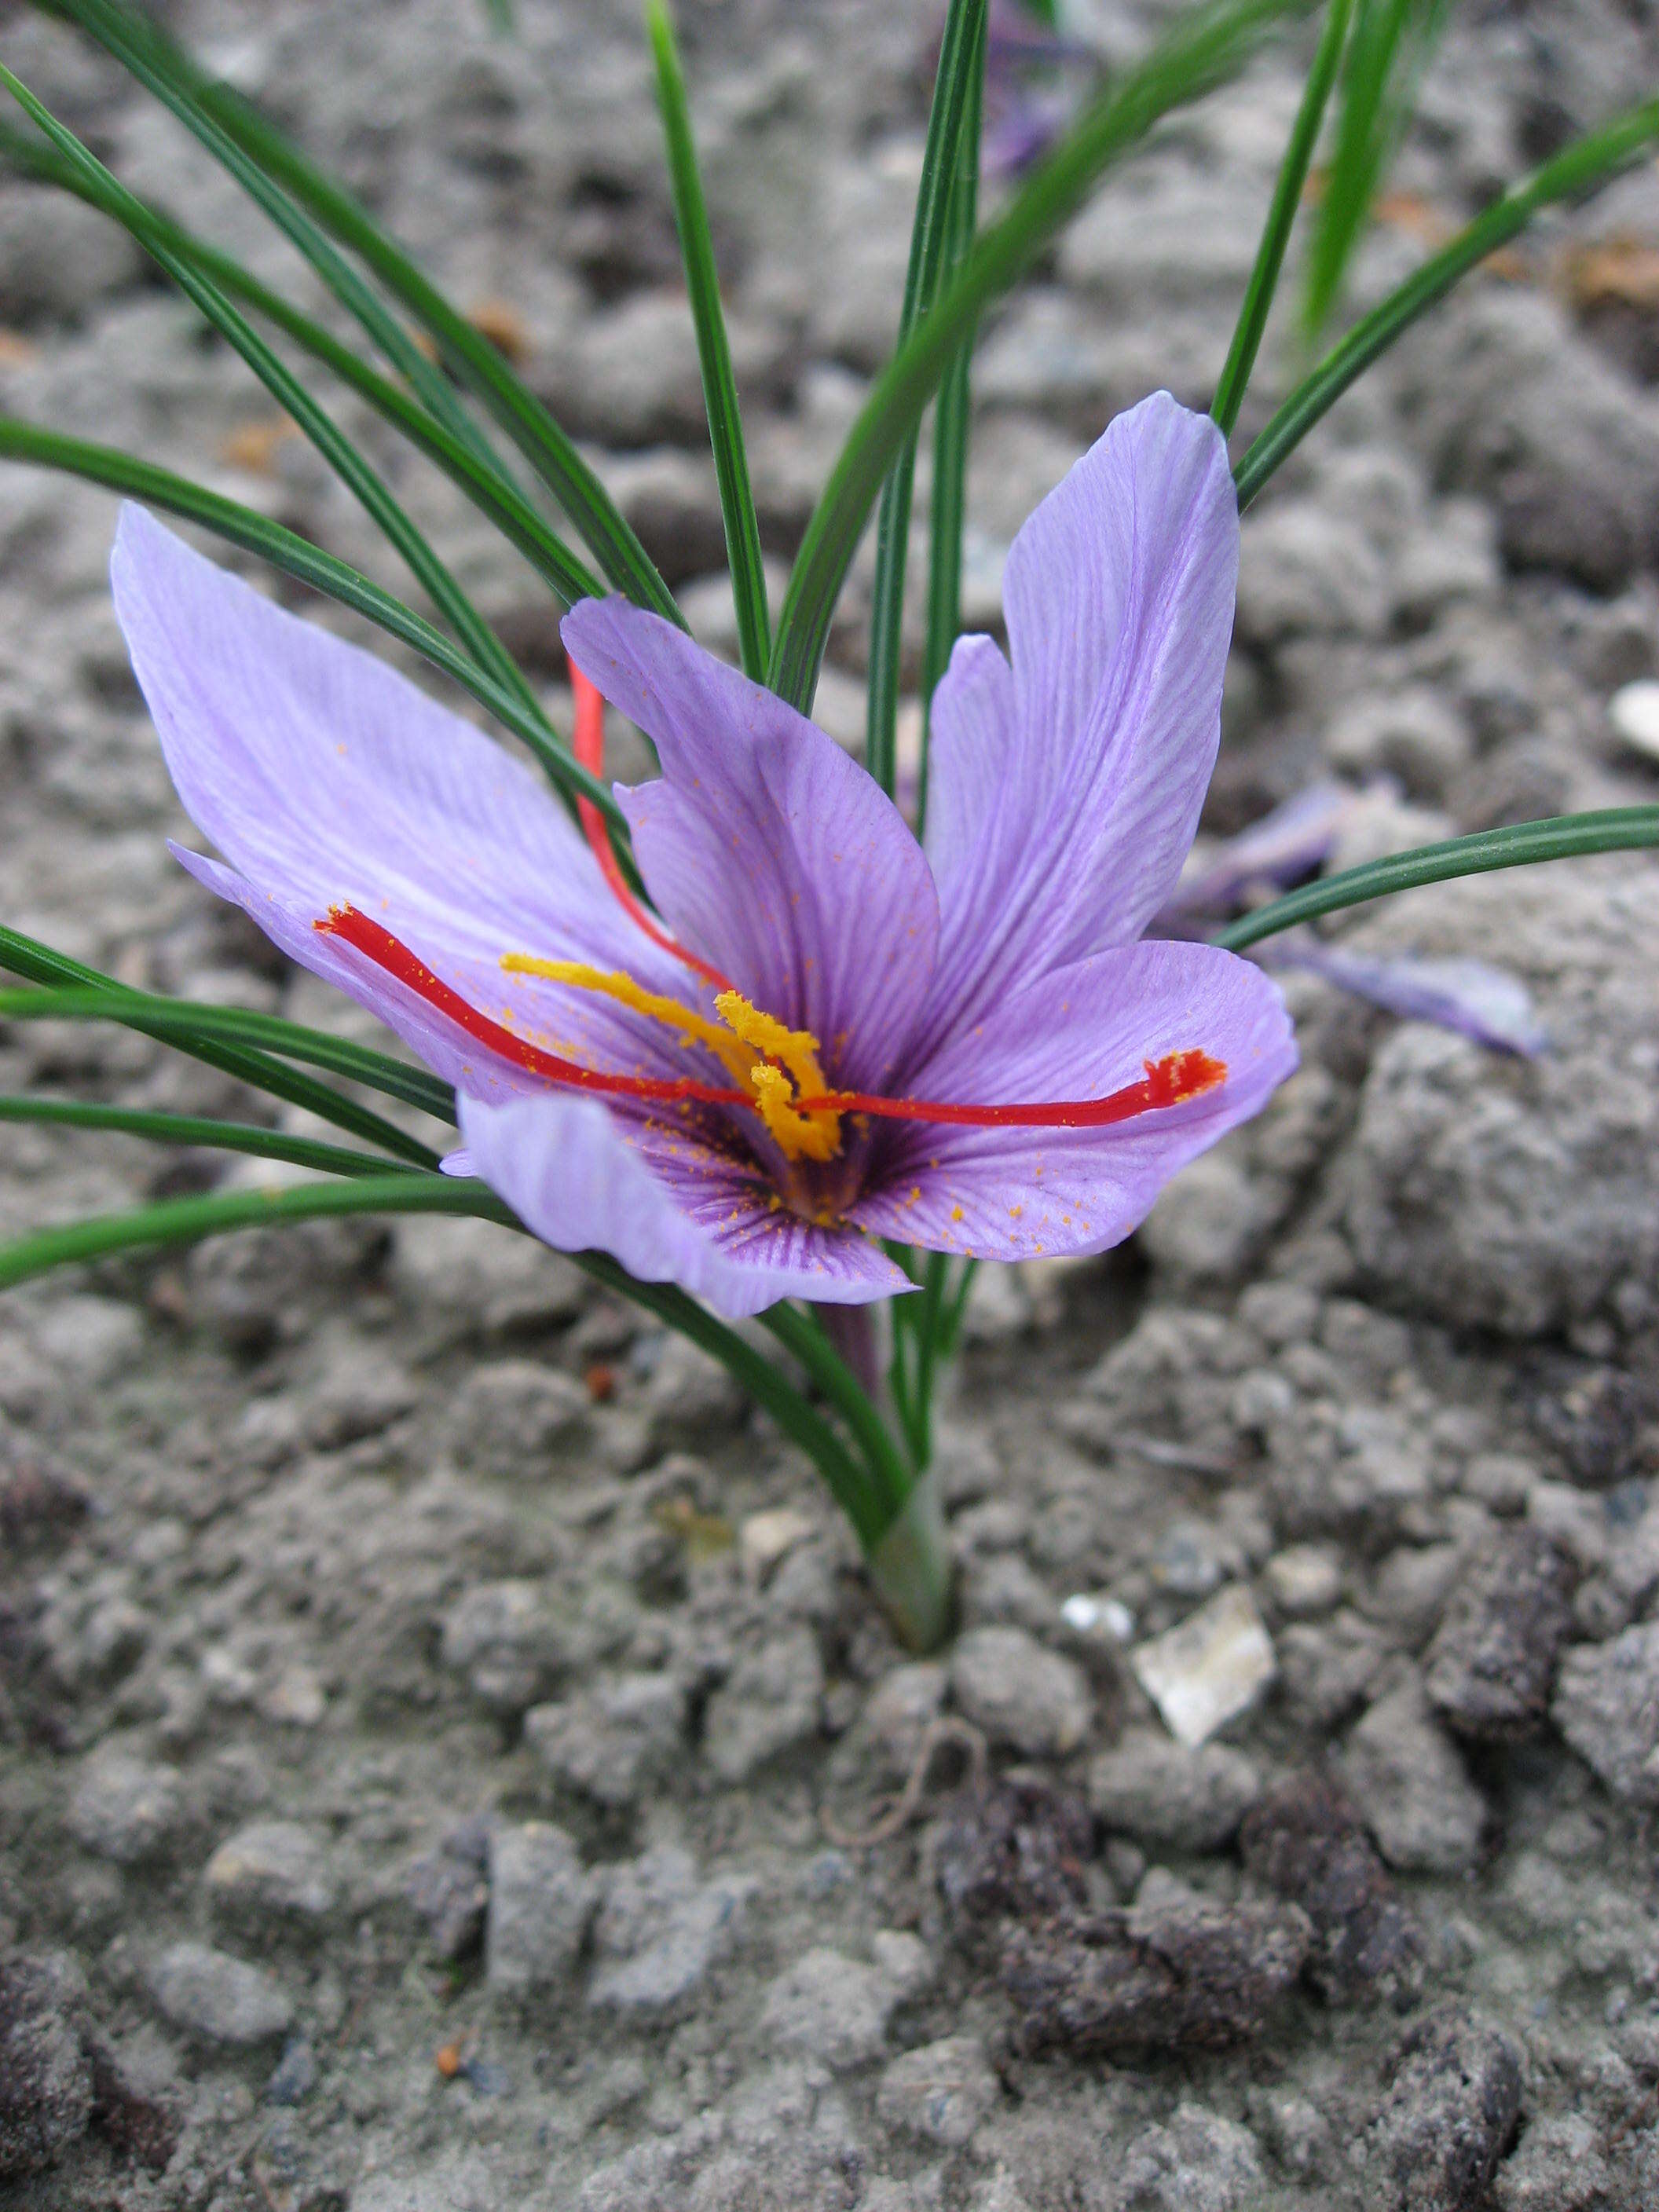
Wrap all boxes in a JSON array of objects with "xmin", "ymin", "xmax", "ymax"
[{"xmin": 109, "ymin": 392, "xmax": 1296, "ymax": 1319}]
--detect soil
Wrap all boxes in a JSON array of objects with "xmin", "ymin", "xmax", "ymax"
[{"xmin": 3, "ymin": 2, "xmax": 1659, "ymax": 2207}]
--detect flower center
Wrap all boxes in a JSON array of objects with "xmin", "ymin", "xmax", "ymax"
[{"xmin": 500, "ymin": 955, "xmax": 844, "ymax": 1163}]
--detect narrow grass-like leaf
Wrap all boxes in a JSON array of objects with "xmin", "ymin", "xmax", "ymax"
[
  {"xmin": 1302, "ymin": 0, "xmax": 1448, "ymax": 336},
  {"xmin": 865, "ymin": 0, "xmax": 989, "ymax": 794},
  {"xmin": 770, "ymin": 0, "xmax": 1305, "ymax": 712},
  {"xmin": 646, "ymin": 1, "xmax": 770, "ymax": 680},
  {"xmin": 0, "ymin": 921, "xmax": 442, "ymax": 1164},
  {"xmin": 0, "ymin": 129, "xmax": 602, "ymax": 609},
  {"xmin": 0, "ymin": 66, "xmax": 545, "ymax": 731},
  {"xmin": 1217, "ymin": 808, "xmax": 1659, "ymax": 950},
  {"xmin": 572, "ymin": 1260, "xmax": 896, "ymax": 1549},
  {"xmin": 0, "ymin": 1172, "xmax": 510, "ymax": 1294},
  {"xmin": 0, "ymin": 988, "xmax": 457, "ymax": 1123},
  {"xmin": 0, "ymin": 418, "xmax": 628, "ymax": 831},
  {"xmin": 0, "ymin": 1096, "xmax": 423, "ymax": 1180},
  {"xmin": 903, "ymin": 10, "xmax": 988, "ymax": 1472},
  {"xmin": 66, "ymin": 2, "xmax": 680, "ymax": 621},
  {"xmin": 49, "ymin": 0, "xmax": 508, "ymax": 483},
  {"xmin": 1234, "ymin": 96, "xmax": 1659, "ymax": 507},
  {"xmin": 917, "ymin": 7, "xmax": 989, "ymax": 835},
  {"xmin": 1211, "ymin": 0, "xmax": 1353, "ymax": 437}
]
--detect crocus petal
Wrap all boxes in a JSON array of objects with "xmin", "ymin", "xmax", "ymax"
[
  {"xmin": 916, "ymin": 393, "xmax": 1237, "ymax": 1055},
  {"xmin": 854, "ymin": 939, "xmax": 1296, "ymax": 1261},
  {"xmin": 563, "ymin": 597, "xmax": 941, "ymax": 1092},
  {"xmin": 112, "ymin": 506, "xmax": 718, "ymax": 1087},
  {"xmin": 459, "ymin": 1091, "xmax": 914, "ymax": 1319}
]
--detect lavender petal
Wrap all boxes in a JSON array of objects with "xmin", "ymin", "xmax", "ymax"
[
  {"xmin": 563, "ymin": 596, "xmax": 941, "ymax": 1094},
  {"xmin": 460, "ymin": 1092, "xmax": 914, "ymax": 1319},
  {"xmin": 915, "ymin": 392, "xmax": 1238, "ymax": 1061},
  {"xmin": 855, "ymin": 939, "xmax": 1297, "ymax": 1260}
]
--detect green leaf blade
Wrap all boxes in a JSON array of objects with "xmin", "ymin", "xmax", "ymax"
[
  {"xmin": 1211, "ymin": 0, "xmax": 1354, "ymax": 438},
  {"xmin": 0, "ymin": 986, "xmax": 457, "ymax": 1124},
  {"xmin": 647, "ymin": 1, "xmax": 771, "ymax": 681},
  {"xmin": 0, "ymin": 920, "xmax": 442, "ymax": 1164},
  {"xmin": 0, "ymin": 60, "xmax": 544, "ymax": 729},
  {"xmin": 0, "ymin": 1095, "xmax": 423, "ymax": 1181},
  {"xmin": 770, "ymin": 0, "xmax": 1306, "ymax": 714},
  {"xmin": 1235, "ymin": 94, "xmax": 1659, "ymax": 508},
  {"xmin": 0, "ymin": 1172, "xmax": 507, "ymax": 1294},
  {"xmin": 1217, "ymin": 808, "xmax": 1659, "ymax": 949},
  {"xmin": 1302, "ymin": 0, "xmax": 1448, "ymax": 338},
  {"xmin": 0, "ymin": 417, "xmax": 627, "ymax": 831},
  {"xmin": 865, "ymin": 0, "xmax": 989, "ymax": 791}
]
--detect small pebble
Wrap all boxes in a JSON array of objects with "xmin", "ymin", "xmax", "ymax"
[
  {"xmin": 1060, "ymin": 1591, "xmax": 1135, "ymax": 1641},
  {"xmin": 950, "ymin": 1626, "xmax": 1093, "ymax": 1758},
  {"xmin": 146, "ymin": 1942, "xmax": 292, "ymax": 2048},
  {"xmin": 1609, "ymin": 677, "xmax": 1659, "ymax": 761},
  {"xmin": 1262, "ymin": 1546, "xmax": 1342, "ymax": 1619}
]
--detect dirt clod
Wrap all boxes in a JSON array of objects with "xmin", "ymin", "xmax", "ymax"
[
  {"xmin": 1365, "ymin": 2008, "xmax": 1522, "ymax": 2210},
  {"xmin": 1001, "ymin": 1898, "xmax": 1311, "ymax": 2056},
  {"xmin": 1240, "ymin": 1770, "xmax": 1423, "ymax": 2005},
  {"xmin": 935, "ymin": 1776, "xmax": 1093, "ymax": 1955}
]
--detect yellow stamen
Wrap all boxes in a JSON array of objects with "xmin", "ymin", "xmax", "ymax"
[
  {"xmin": 502, "ymin": 957, "xmax": 756, "ymax": 1088},
  {"xmin": 716, "ymin": 989, "xmax": 843, "ymax": 1163},
  {"xmin": 500, "ymin": 956, "xmax": 844, "ymax": 1164}
]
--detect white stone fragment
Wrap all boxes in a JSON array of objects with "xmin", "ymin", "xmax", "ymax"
[
  {"xmin": 1130, "ymin": 1584, "xmax": 1277, "ymax": 1748},
  {"xmin": 739, "ymin": 1507, "xmax": 815, "ymax": 1586},
  {"xmin": 1060, "ymin": 1592, "xmax": 1136, "ymax": 1643},
  {"xmin": 1609, "ymin": 678, "xmax": 1659, "ymax": 761}
]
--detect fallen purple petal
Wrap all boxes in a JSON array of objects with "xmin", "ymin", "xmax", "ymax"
[
  {"xmin": 1160, "ymin": 781, "xmax": 1363, "ymax": 923},
  {"xmin": 1261, "ymin": 935, "xmax": 1548, "ymax": 1057}
]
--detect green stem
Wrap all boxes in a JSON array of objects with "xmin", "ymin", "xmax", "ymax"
[
  {"xmin": 764, "ymin": 1302, "xmax": 915, "ymax": 1533},
  {"xmin": 866, "ymin": 1461, "xmax": 954, "ymax": 1651}
]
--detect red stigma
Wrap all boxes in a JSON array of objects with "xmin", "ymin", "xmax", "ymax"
[
  {"xmin": 317, "ymin": 905, "xmax": 755, "ymax": 1111},
  {"xmin": 800, "ymin": 1048, "xmax": 1228, "ymax": 1130},
  {"xmin": 313, "ymin": 906, "xmax": 1229, "ymax": 1134},
  {"xmin": 569, "ymin": 665, "xmax": 731, "ymax": 991}
]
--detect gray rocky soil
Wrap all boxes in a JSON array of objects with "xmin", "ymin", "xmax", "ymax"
[{"xmin": 3, "ymin": 0, "xmax": 1659, "ymax": 2205}]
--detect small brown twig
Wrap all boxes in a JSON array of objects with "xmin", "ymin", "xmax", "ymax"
[{"xmin": 822, "ymin": 1715, "xmax": 988, "ymax": 1851}]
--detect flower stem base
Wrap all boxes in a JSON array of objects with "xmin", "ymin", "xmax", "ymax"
[{"xmin": 867, "ymin": 1462, "xmax": 954, "ymax": 1653}]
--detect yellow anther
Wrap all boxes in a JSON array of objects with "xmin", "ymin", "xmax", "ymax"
[
  {"xmin": 717, "ymin": 988, "xmax": 842, "ymax": 1162},
  {"xmin": 749, "ymin": 1064, "xmax": 842, "ymax": 1163},
  {"xmin": 502, "ymin": 957, "xmax": 844, "ymax": 1164},
  {"xmin": 502, "ymin": 956, "xmax": 755, "ymax": 1087}
]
